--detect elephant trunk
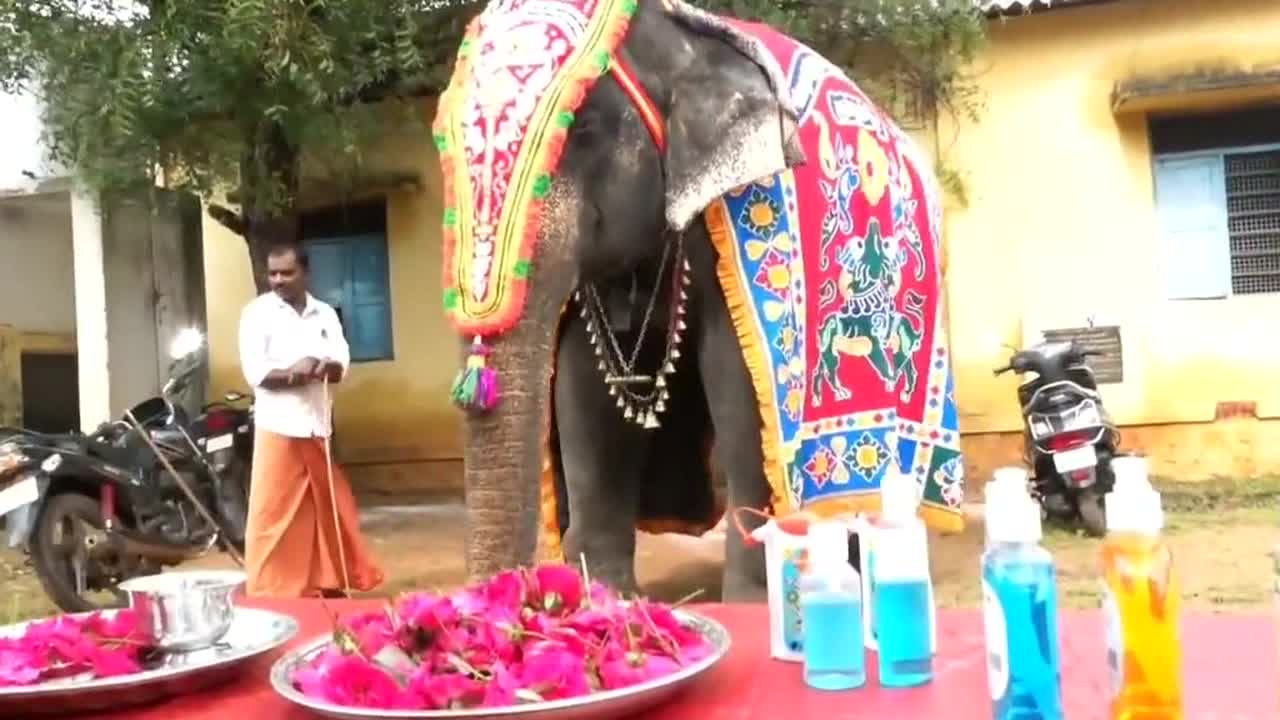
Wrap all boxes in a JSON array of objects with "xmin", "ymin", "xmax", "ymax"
[{"xmin": 461, "ymin": 260, "xmax": 573, "ymax": 582}]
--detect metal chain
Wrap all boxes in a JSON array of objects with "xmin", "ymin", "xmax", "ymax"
[{"xmin": 585, "ymin": 235, "xmax": 674, "ymax": 377}]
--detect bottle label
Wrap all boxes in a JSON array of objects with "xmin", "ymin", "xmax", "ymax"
[
  {"xmin": 982, "ymin": 577, "xmax": 1009, "ymax": 702},
  {"xmin": 781, "ymin": 548, "xmax": 805, "ymax": 653},
  {"xmin": 1102, "ymin": 582, "xmax": 1124, "ymax": 697}
]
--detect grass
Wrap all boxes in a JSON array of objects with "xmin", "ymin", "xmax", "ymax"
[{"xmin": 0, "ymin": 480, "xmax": 1276, "ymax": 622}]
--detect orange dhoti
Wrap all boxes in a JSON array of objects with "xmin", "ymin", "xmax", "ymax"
[{"xmin": 244, "ymin": 429, "xmax": 385, "ymax": 597}]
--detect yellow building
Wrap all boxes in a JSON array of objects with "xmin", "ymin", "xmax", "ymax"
[
  {"xmin": 950, "ymin": 0, "xmax": 1280, "ymax": 484},
  {"xmin": 202, "ymin": 0, "xmax": 1280, "ymax": 495}
]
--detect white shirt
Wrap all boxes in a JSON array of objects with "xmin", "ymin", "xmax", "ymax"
[{"xmin": 238, "ymin": 291, "xmax": 350, "ymax": 438}]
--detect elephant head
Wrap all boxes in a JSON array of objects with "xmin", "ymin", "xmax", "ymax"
[{"xmin": 436, "ymin": 0, "xmax": 804, "ymax": 580}]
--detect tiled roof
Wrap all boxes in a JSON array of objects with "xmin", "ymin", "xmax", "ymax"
[{"xmin": 980, "ymin": 0, "xmax": 1114, "ymax": 15}]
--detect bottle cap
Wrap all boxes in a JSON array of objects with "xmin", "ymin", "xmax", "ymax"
[
  {"xmin": 806, "ymin": 519, "xmax": 850, "ymax": 570},
  {"xmin": 881, "ymin": 467, "xmax": 921, "ymax": 524},
  {"xmin": 986, "ymin": 471, "xmax": 1042, "ymax": 543},
  {"xmin": 1105, "ymin": 455, "xmax": 1163, "ymax": 533}
]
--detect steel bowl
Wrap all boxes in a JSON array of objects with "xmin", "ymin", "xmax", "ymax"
[{"xmin": 116, "ymin": 569, "xmax": 246, "ymax": 652}]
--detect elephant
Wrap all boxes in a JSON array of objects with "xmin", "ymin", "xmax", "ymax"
[{"xmin": 434, "ymin": 0, "xmax": 963, "ymax": 602}]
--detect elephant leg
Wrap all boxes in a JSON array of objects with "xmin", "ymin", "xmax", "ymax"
[
  {"xmin": 688, "ymin": 246, "xmax": 770, "ymax": 603},
  {"xmin": 555, "ymin": 312, "xmax": 647, "ymax": 594}
]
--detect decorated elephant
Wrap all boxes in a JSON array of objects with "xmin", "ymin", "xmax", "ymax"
[{"xmin": 434, "ymin": 0, "xmax": 965, "ymax": 600}]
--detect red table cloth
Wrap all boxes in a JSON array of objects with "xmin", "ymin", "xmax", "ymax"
[{"xmin": 76, "ymin": 597, "xmax": 1276, "ymax": 719}]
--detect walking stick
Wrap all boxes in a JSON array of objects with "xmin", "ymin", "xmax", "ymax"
[
  {"xmin": 320, "ymin": 377, "xmax": 351, "ymax": 594},
  {"xmin": 124, "ymin": 409, "xmax": 246, "ymax": 566}
]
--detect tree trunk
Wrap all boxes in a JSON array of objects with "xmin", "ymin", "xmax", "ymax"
[{"xmin": 238, "ymin": 120, "xmax": 301, "ymax": 293}]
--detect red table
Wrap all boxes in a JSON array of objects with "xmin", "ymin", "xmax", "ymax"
[{"xmin": 79, "ymin": 598, "xmax": 1277, "ymax": 719}]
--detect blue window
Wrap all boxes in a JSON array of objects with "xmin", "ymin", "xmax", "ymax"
[
  {"xmin": 302, "ymin": 202, "xmax": 394, "ymax": 362},
  {"xmin": 1150, "ymin": 109, "xmax": 1280, "ymax": 297}
]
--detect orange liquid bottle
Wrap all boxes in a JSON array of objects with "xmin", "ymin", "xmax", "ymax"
[{"xmin": 1100, "ymin": 456, "xmax": 1183, "ymax": 719}]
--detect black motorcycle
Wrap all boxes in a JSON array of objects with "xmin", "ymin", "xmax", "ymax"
[
  {"xmin": 993, "ymin": 340, "xmax": 1120, "ymax": 536},
  {"xmin": 0, "ymin": 329, "xmax": 248, "ymax": 612}
]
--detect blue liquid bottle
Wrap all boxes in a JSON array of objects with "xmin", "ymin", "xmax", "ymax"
[
  {"xmin": 799, "ymin": 519, "xmax": 865, "ymax": 690},
  {"xmin": 871, "ymin": 470, "xmax": 935, "ymax": 687},
  {"xmin": 982, "ymin": 467, "xmax": 1064, "ymax": 720}
]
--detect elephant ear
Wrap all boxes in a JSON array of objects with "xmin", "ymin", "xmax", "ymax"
[{"xmin": 661, "ymin": 1, "xmax": 806, "ymax": 231}]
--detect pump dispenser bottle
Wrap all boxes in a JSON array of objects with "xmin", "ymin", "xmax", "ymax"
[
  {"xmin": 1101, "ymin": 455, "xmax": 1183, "ymax": 719},
  {"xmin": 983, "ymin": 467, "xmax": 1064, "ymax": 719},
  {"xmin": 869, "ymin": 469, "xmax": 935, "ymax": 687},
  {"xmin": 798, "ymin": 519, "xmax": 865, "ymax": 690}
]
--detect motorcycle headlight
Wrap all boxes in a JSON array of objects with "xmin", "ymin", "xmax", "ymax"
[{"xmin": 40, "ymin": 453, "xmax": 62, "ymax": 474}]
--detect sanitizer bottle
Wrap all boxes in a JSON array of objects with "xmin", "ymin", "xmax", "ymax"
[
  {"xmin": 1100, "ymin": 455, "xmax": 1184, "ymax": 719},
  {"xmin": 871, "ymin": 470, "xmax": 935, "ymax": 687},
  {"xmin": 983, "ymin": 467, "xmax": 1064, "ymax": 719},
  {"xmin": 798, "ymin": 519, "xmax": 865, "ymax": 690}
]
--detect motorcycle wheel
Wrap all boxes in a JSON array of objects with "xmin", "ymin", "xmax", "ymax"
[
  {"xmin": 217, "ymin": 458, "xmax": 250, "ymax": 555},
  {"xmin": 1077, "ymin": 489, "xmax": 1107, "ymax": 538},
  {"xmin": 29, "ymin": 492, "xmax": 132, "ymax": 613}
]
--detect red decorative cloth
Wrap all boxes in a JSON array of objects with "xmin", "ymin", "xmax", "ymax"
[
  {"xmin": 697, "ymin": 16, "xmax": 963, "ymax": 529},
  {"xmin": 73, "ymin": 599, "xmax": 1278, "ymax": 719}
]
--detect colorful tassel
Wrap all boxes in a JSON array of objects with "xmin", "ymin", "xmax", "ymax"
[{"xmin": 451, "ymin": 336, "xmax": 501, "ymax": 413}]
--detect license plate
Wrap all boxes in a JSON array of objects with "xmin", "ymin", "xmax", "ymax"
[
  {"xmin": 206, "ymin": 434, "xmax": 234, "ymax": 453},
  {"xmin": 1053, "ymin": 445, "xmax": 1097, "ymax": 473},
  {"xmin": 0, "ymin": 475, "xmax": 39, "ymax": 517}
]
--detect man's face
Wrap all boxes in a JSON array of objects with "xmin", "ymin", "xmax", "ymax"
[{"xmin": 267, "ymin": 250, "xmax": 306, "ymax": 303}]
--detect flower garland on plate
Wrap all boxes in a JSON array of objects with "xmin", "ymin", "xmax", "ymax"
[
  {"xmin": 0, "ymin": 609, "xmax": 153, "ymax": 687},
  {"xmin": 291, "ymin": 563, "xmax": 714, "ymax": 710}
]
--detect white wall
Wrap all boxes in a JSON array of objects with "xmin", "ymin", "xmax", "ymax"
[{"xmin": 0, "ymin": 192, "xmax": 76, "ymax": 333}]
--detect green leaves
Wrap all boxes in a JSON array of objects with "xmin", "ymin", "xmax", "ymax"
[
  {"xmin": 0, "ymin": 0, "xmax": 485, "ymax": 221},
  {"xmin": 0, "ymin": 0, "xmax": 985, "ymax": 224}
]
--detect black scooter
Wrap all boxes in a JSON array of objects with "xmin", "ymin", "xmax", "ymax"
[
  {"xmin": 0, "ymin": 329, "xmax": 247, "ymax": 612},
  {"xmin": 993, "ymin": 340, "xmax": 1120, "ymax": 536}
]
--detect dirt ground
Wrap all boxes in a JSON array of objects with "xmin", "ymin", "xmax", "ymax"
[{"xmin": 1, "ymin": 500, "xmax": 1273, "ymax": 623}]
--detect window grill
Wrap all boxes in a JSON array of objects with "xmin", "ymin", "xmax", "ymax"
[{"xmin": 1225, "ymin": 149, "xmax": 1280, "ymax": 295}]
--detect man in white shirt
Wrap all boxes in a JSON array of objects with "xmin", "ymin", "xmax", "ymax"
[{"xmin": 238, "ymin": 242, "xmax": 384, "ymax": 598}]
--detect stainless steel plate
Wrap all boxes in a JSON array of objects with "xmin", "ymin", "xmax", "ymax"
[
  {"xmin": 0, "ymin": 606, "xmax": 299, "ymax": 718},
  {"xmin": 269, "ymin": 609, "xmax": 731, "ymax": 720}
]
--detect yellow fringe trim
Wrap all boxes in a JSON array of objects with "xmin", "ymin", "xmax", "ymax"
[{"xmin": 703, "ymin": 198, "xmax": 791, "ymax": 515}]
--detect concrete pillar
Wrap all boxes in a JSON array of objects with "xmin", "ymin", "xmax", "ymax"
[
  {"xmin": 70, "ymin": 184, "xmax": 112, "ymax": 431},
  {"xmin": 69, "ymin": 186, "xmax": 206, "ymax": 431}
]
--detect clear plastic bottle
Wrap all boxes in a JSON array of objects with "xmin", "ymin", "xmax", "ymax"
[
  {"xmin": 1100, "ymin": 455, "xmax": 1183, "ymax": 719},
  {"xmin": 872, "ymin": 470, "xmax": 935, "ymax": 687},
  {"xmin": 983, "ymin": 466, "xmax": 1064, "ymax": 720},
  {"xmin": 799, "ymin": 519, "xmax": 865, "ymax": 690}
]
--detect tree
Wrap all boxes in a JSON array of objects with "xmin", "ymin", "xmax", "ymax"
[
  {"xmin": 701, "ymin": 0, "xmax": 989, "ymax": 204},
  {"xmin": 0, "ymin": 0, "xmax": 985, "ymax": 292},
  {"xmin": 0, "ymin": 0, "xmax": 482, "ymax": 290}
]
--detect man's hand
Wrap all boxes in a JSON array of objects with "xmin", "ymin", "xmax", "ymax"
[
  {"xmin": 290, "ymin": 357, "xmax": 321, "ymax": 377},
  {"xmin": 313, "ymin": 359, "xmax": 344, "ymax": 383}
]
